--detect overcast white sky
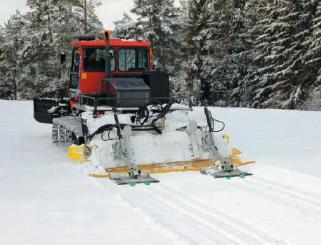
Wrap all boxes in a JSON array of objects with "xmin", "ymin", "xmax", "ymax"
[{"xmin": 0, "ymin": 0, "xmax": 133, "ymax": 29}]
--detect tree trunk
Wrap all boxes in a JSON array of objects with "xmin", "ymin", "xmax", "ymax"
[{"xmin": 84, "ymin": 0, "xmax": 88, "ymax": 34}]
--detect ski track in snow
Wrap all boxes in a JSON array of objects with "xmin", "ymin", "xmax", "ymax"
[
  {"xmin": 245, "ymin": 177, "xmax": 321, "ymax": 212},
  {"xmin": 92, "ymin": 177, "xmax": 288, "ymax": 245},
  {"xmin": 112, "ymin": 184, "xmax": 235, "ymax": 245},
  {"xmin": 105, "ymin": 183, "xmax": 191, "ymax": 245},
  {"xmin": 155, "ymin": 184, "xmax": 286, "ymax": 245},
  {"xmin": 98, "ymin": 181, "xmax": 218, "ymax": 245},
  {"xmin": 151, "ymin": 185, "xmax": 285, "ymax": 245},
  {"xmin": 229, "ymin": 176, "xmax": 321, "ymax": 214}
]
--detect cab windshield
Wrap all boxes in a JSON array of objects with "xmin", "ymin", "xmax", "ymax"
[{"xmin": 118, "ymin": 48, "xmax": 149, "ymax": 72}]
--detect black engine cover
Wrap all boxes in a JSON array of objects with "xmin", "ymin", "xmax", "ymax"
[
  {"xmin": 143, "ymin": 71, "xmax": 170, "ymax": 103},
  {"xmin": 106, "ymin": 78, "xmax": 151, "ymax": 107}
]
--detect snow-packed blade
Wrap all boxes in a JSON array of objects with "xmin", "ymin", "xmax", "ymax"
[{"xmin": 84, "ymin": 106, "xmax": 255, "ymax": 174}]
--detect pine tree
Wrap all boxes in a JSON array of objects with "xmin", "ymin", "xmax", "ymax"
[
  {"xmin": 228, "ymin": 0, "xmax": 254, "ymax": 107},
  {"xmin": 248, "ymin": 0, "xmax": 316, "ymax": 109},
  {"xmin": 71, "ymin": 0, "xmax": 103, "ymax": 33},
  {"xmin": 198, "ymin": 0, "xmax": 237, "ymax": 106},
  {"xmin": 181, "ymin": 0, "xmax": 207, "ymax": 102},
  {"xmin": 156, "ymin": 0, "xmax": 181, "ymax": 73},
  {"xmin": 131, "ymin": 0, "xmax": 160, "ymax": 46},
  {"xmin": 0, "ymin": 27, "xmax": 6, "ymax": 99},
  {"xmin": 26, "ymin": 0, "xmax": 62, "ymax": 95},
  {"xmin": 0, "ymin": 12, "xmax": 26, "ymax": 99},
  {"xmin": 131, "ymin": 0, "xmax": 180, "ymax": 73},
  {"xmin": 301, "ymin": 0, "xmax": 321, "ymax": 109},
  {"xmin": 113, "ymin": 12, "xmax": 137, "ymax": 39},
  {"xmin": 168, "ymin": 0, "xmax": 191, "ymax": 98}
]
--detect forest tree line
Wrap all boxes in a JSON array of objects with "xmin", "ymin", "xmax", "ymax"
[{"xmin": 1, "ymin": 0, "xmax": 321, "ymax": 110}]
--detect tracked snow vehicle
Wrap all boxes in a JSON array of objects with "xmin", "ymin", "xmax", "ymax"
[{"xmin": 34, "ymin": 31, "xmax": 254, "ymax": 185}]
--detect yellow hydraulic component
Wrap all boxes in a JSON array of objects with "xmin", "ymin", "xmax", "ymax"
[
  {"xmin": 223, "ymin": 134, "xmax": 231, "ymax": 144},
  {"xmin": 68, "ymin": 145, "xmax": 91, "ymax": 163},
  {"xmin": 230, "ymin": 148, "xmax": 256, "ymax": 167}
]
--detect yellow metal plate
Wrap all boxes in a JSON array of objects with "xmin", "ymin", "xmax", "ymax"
[
  {"xmin": 81, "ymin": 73, "xmax": 87, "ymax": 80},
  {"xmin": 106, "ymin": 159, "xmax": 214, "ymax": 174},
  {"xmin": 68, "ymin": 145, "xmax": 88, "ymax": 163}
]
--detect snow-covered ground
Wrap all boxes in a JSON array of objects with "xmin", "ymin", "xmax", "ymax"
[{"xmin": 1, "ymin": 100, "xmax": 321, "ymax": 245}]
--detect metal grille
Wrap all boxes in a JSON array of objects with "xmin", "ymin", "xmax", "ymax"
[{"xmin": 117, "ymin": 91, "xmax": 150, "ymax": 107}]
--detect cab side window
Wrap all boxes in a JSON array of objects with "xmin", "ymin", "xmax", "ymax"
[{"xmin": 70, "ymin": 49, "xmax": 80, "ymax": 89}]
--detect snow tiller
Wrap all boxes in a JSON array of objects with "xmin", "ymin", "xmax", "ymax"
[{"xmin": 33, "ymin": 30, "xmax": 255, "ymax": 185}]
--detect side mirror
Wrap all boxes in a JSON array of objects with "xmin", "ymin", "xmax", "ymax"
[{"xmin": 60, "ymin": 52, "xmax": 66, "ymax": 65}]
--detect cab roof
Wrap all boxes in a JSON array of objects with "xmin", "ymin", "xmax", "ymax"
[{"xmin": 72, "ymin": 38, "xmax": 151, "ymax": 48}]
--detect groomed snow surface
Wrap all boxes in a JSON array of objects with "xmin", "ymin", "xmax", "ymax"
[{"xmin": 1, "ymin": 100, "xmax": 321, "ymax": 245}]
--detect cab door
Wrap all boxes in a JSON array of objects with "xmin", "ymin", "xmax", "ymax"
[{"xmin": 70, "ymin": 48, "xmax": 80, "ymax": 99}]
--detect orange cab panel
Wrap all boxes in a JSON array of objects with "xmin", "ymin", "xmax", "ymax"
[{"xmin": 79, "ymin": 72, "xmax": 106, "ymax": 95}]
